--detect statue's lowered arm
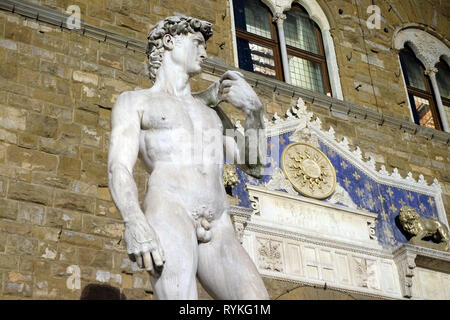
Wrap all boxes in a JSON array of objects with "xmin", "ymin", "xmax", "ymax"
[{"xmin": 108, "ymin": 93, "xmax": 165, "ymax": 275}]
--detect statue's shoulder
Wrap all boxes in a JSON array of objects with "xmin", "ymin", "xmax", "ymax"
[{"xmin": 115, "ymin": 89, "xmax": 150, "ymax": 105}]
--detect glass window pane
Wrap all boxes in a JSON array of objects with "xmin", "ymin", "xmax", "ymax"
[
  {"xmin": 400, "ymin": 50, "xmax": 427, "ymax": 91},
  {"xmin": 249, "ymin": 43, "xmax": 277, "ymax": 78},
  {"xmin": 244, "ymin": 1, "xmax": 271, "ymax": 38},
  {"xmin": 437, "ymin": 62, "xmax": 450, "ymax": 100},
  {"xmin": 237, "ymin": 38, "xmax": 276, "ymax": 78},
  {"xmin": 289, "ymin": 55, "xmax": 325, "ymax": 93},
  {"xmin": 413, "ymin": 95, "xmax": 437, "ymax": 129},
  {"xmin": 284, "ymin": 9, "xmax": 320, "ymax": 54},
  {"xmin": 233, "ymin": 0, "xmax": 272, "ymax": 38}
]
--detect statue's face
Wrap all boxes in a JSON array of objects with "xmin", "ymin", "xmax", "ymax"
[{"xmin": 170, "ymin": 31, "xmax": 207, "ymax": 76}]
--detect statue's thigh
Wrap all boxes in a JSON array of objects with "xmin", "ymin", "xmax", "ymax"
[
  {"xmin": 197, "ymin": 213, "xmax": 269, "ymax": 300},
  {"xmin": 145, "ymin": 202, "xmax": 199, "ymax": 300}
]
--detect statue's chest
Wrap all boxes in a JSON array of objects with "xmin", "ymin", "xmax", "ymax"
[{"xmin": 141, "ymin": 99, "xmax": 217, "ymax": 133}]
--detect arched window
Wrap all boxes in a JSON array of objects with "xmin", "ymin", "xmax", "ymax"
[
  {"xmin": 394, "ymin": 28, "xmax": 450, "ymax": 132},
  {"xmin": 399, "ymin": 45, "xmax": 442, "ymax": 130},
  {"xmin": 232, "ymin": 0, "xmax": 331, "ymax": 95},
  {"xmin": 233, "ymin": 0, "xmax": 283, "ymax": 80},
  {"xmin": 284, "ymin": 4, "xmax": 330, "ymax": 94}
]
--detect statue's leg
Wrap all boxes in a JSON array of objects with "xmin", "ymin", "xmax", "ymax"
[
  {"xmin": 144, "ymin": 197, "xmax": 199, "ymax": 300},
  {"xmin": 197, "ymin": 212, "xmax": 269, "ymax": 300}
]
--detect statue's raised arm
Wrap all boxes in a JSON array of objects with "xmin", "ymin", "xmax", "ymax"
[{"xmin": 194, "ymin": 70, "xmax": 267, "ymax": 178}]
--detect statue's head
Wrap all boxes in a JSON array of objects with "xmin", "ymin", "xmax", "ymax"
[{"xmin": 146, "ymin": 16, "xmax": 213, "ymax": 82}]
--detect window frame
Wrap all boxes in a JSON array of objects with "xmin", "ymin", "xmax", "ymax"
[
  {"xmin": 399, "ymin": 46, "xmax": 443, "ymax": 130},
  {"xmin": 234, "ymin": 3, "xmax": 284, "ymax": 81},
  {"xmin": 234, "ymin": 1, "xmax": 332, "ymax": 95},
  {"xmin": 284, "ymin": 4, "xmax": 332, "ymax": 95}
]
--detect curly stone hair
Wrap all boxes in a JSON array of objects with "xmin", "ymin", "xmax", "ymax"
[{"xmin": 146, "ymin": 16, "xmax": 213, "ymax": 82}]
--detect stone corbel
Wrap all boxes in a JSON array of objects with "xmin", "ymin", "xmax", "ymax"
[
  {"xmin": 229, "ymin": 206, "xmax": 252, "ymax": 245},
  {"xmin": 232, "ymin": 216, "xmax": 247, "ymax": 244},
  {"xmin": 393, "ymin": 246, "xmax": 417, "ymax": 298},
  {"xmin": 249, "ymin": 194, "xmax": 261, "ymax": 216}
]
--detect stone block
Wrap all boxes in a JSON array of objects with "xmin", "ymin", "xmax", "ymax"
[
  {"xmin": 8, "ymin": 181, "xmax": 53, "ymax": 206},
  {"xmin": 0, "ymin": 62, "xmax": 17, "ymax": 80},
  {"xmin": 18, "ymin": 133, "xmax": 39, "ymax": 150},
  {"xmin": 59, "ymin": 230, "xmax": 103, "ymax": 250},
  {"xmin": 57, "ymin": 243, "xmax": 79, "ymax": 264},
  {"xmin": 7, "ymin": 145, "xmax": 57, "ymax": 172},
  {"xmin": 82, "ymin": 215, "xmax": 124, "ymax": 239},
  {"xmin": 26, "ymin": 113, "xmax": 59, "ymax": 138},
  {"xmin": 8, "ymin": 93, "xmax": 43, "ymax": 113},
  {"xmin": 99, "ymin": 52, "xmax": 123, "ymax": 70},
  {"xmin": 44, "ymin": 104, "xmax": 73, "ymax": 123},
  {"xmin": 30, "ymin": 226, "xmax": 61, "ymax": 242},
  {"xmin": 0, "ymin": 219, "xmax": 32, "ymax": 238},
  {"xmin": 57, "ymin": 157, "xmax": 82, "ymax": 180},
  {"xmin": 74, "ymin": 109, "xmax": 99, "ymax": 127},
  {"xmin": 117, "ymin": 15, "xmax": 148, "ymax": 33},
  {"xmin": 0, "ymin": 175, "xmax": 6, "ymax": 197},
  {"xmin": 81, "ymin": 161, "xmax": 107, "ymax": 186},
  {"xmin": 79, "ymin": 248, "xmax": 113, "ymax": 269},
  {"xmin": 0, "ymin": 254, "xmax": 19, "ymax": 270},
  {"xmin": 69, "ymin": 180, "xmax": 97, "ymax": 197},
  {"xmin": 17, "ymin": 202, "xmax": 45, "ymax": 226},
  {"xmin": 96, "ymin": 199, "xmax": 121, "ymax": 220},
  {"xmin": 0, "ymin": 105, "xmax": 26, "ymax": 131},
  {"xmin": 39, "ymin": 137, "xmax": 79, "ymax": 158},
  {"xmin": 0, "ymin": 128, "xmax": 17, "ymax": 144},
  {"xmin": 38, "ymin": 241, "xmax": 58, "ymax": 260},
  {"xmin": 0, "ymin": 198, "xmax": 18, "ymax": 220},
  {"xmin": 45, "ymin": 208, "xmax": 82, "ymax": 231},
  {"xmin": 73, "ymin": 70, "xmax": 99, "ymax": 86},
  {"xmin": 32, "ymin": 89, "xmax": 68, "ymax": 106},
  {"xmin": 97, "ymin": 187, "xmax": 112, "ymax": 201},
  {"xmin": 5, "ymin": 234, "xmax": 38, "ymax": 256},
  {"xmin": 0, "ymin": 230, "xmax": 5, "ymax": 253},
  {"xmin": 3, "ymin": 271, "xmax": 32, "ymax": 297},
  {"xmin": 31, "ymin": 172, "xmax": 71, "ymax": 190},
  {"xmin": 0, "ymin": 39, "xmax": 17, "ymax": 51},
  {"xmin": 17, "ymin": 67, "xmax": 41, "ymax": 88},
  {"xmin": 53, "ymin": 190, "xmax": 96, "ymax": 214}
]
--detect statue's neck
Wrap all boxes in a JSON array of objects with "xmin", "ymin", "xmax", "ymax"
[{"xmin": 152, "ymin": 60, "xmax": 191, "ymax": 97}]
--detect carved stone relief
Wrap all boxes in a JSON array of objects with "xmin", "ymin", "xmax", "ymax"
[
  {"xmin": 281, "ymin": 143, "xmax": 337, "ymax": 200},
  {"xmin": 352, "ymin": 257, "xmax": 380, "ymax": 290},
  {"xmin": 257, "ymin": 238, "xmax": 284, "ymax": 272}
]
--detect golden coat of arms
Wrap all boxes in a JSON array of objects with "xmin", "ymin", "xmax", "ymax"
[{"xmin": 281, "ymin": 143, "xmax": 337, "ymax": 200}]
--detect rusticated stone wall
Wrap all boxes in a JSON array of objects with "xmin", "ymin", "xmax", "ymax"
[{"xmin": 0, "ymin": 0, "xmax": 449, "ymax": 300}]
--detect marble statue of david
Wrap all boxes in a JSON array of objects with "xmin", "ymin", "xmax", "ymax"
[{"xmin": 108, "ymin": 16, "xmax": 269, "ymax": 300}]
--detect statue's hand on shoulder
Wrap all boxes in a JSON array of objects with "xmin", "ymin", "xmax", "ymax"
[
  {"xmin": 219, "ymin": 71, "xmax": 262, "ymax": 115},
  {"xmin": 124, "ymin": 215, "xmax": 165, "ymax": 276}
]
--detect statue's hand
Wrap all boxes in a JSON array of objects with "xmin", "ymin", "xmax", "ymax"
[
  {"xmin": 124, "ymin": 216, "xmax": 165, "ymax": 276},
  {"xmin": 219, "ymin": 71, "xmax": 262, "ymax": 115}
]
